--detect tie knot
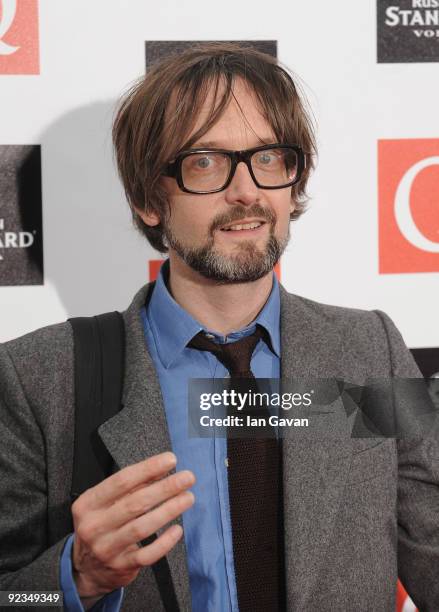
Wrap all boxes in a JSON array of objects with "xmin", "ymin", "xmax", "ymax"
[{"xmin": 187, "ymin": 326, "xmax": 264, "ymax": 378}]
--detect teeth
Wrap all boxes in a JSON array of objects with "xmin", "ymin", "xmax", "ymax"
[{"xmin": 224, "ymin": 222, "xmax": 262, "ymax": 231}]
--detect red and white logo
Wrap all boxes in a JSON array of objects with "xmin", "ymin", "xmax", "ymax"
[
  {"xmin": 396, "ymin": 580, "xmax": 417, "ymax": 612},
  {"xmin": 0, "ymin": 0, "xmax": 39, "ymax": 74},
  {"xmin": 378, "ymin": 139, "xmax": 439, "ymax": 274}
]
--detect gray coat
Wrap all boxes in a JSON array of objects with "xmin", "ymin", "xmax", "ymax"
[{"xmin": 0, "ymin": 283, "xmax": 438, "ymax": 611}]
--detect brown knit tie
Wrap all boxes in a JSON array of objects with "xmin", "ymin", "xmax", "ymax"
[{"xmin": 188, "ymin": 326, "xmax": 285, "ymax": 612}]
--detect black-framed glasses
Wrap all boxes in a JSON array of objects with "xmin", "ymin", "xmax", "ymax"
[{"xmin": 162, "ymin": 143, "xmax": 305, "ymax": 194}]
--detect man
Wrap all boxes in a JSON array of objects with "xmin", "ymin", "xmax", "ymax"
[{"xmin": 0, "ymin": 44, "xmax": 438, "ymax": 612}]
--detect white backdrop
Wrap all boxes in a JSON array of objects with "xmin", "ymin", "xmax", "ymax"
[{"xmin": 1, "ymin": 0, "xmax": 438, "ymax": 347}]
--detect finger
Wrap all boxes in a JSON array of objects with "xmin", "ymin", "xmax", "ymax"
[
  {"xmin": 127, "ymin": 466, "xmax": 178, "ymax": 495},
  {"xmin": 124, "ymin": 524, "xmax": 184, "ymax": 570},
  {"xmin": 103, "ymin": 490, "xmax": 194, "ymax": 556},
  {"xmin": 82, "ymin": 452, "xmax": 177, "ymax": 510},
  {"xmin": 95, "ymin": 470, "xmax": 196, "ymax": 533}
]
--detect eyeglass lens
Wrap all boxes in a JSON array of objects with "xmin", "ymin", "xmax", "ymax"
[{"xmin": 180, "ymin": 147, "xmax": 298, "ymax": 192}]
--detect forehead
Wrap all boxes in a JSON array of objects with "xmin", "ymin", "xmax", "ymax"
[{"xmin": 187, "ymin": 77, "xmax": 275, "ymax": 149}]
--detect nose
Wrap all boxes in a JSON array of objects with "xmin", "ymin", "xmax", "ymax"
[{"xmin": 224, "ymin": 161, "xmax": 259, "ymax": 206}]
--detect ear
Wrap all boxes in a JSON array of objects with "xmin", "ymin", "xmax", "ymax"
[
  {"xmin": 290, "ymin": 198, "xmax": 296, "ymax": 215},
  {"xmin": 136, "ymin": 207, "xmax": 161, "ymax": 227}
]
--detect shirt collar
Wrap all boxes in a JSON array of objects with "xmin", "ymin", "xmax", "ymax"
[{"xmin": 147, "ymin": 260, "xmax": 281, "ymax": 368}]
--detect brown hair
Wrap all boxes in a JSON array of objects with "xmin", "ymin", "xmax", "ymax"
[{"xmin": 112, "ymin": 42, "xmax": 317, "ymax": 253}]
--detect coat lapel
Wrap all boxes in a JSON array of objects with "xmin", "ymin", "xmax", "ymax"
[
  {"xmin": 279, "ymin": 286, "xmax": 355, "ymax": 609},
  {"xmin": 98, "ymin": 283, "xmax": 192, "ymax": 612}
]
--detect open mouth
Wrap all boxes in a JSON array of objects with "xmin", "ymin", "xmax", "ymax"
[{"xmin": 220, "ymin": 221, "xmax": 266, "ymax": 232}]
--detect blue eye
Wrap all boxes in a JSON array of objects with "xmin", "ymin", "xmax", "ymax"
[
  {"xmin": 196, "ymin": 157, "xmax": 211, "ymax": 169},
  {"xmin": 258, "ymin": 153, "xmax": 273, "ymax": 164}
]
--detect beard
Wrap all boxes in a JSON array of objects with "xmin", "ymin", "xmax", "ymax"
[{"xmin": 163, "ymin": 204, "xmax": 290, "ymax": 283}]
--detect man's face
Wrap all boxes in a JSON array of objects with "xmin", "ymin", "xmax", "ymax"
[{"xmin": 141, "ymin": 78, "xmax": 294, "ymax": 283}]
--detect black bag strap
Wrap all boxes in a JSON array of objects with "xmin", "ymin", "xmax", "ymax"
[
  {"xmin": 68, "ymin": 308, "xmax": 180, "ymax": 612},
  {"xmin": 69, "ymin": 312, "xmax": 125, "ymax": 499}
]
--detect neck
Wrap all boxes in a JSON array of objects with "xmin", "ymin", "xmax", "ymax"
[{"xmin": 166, "ymin": 253, "xmax": 274, "ymax": 336}]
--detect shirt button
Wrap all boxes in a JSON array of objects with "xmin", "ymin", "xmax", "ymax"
[{"xmin": 225, "ymin": 457, "xmax": 229, "ymax": 467}]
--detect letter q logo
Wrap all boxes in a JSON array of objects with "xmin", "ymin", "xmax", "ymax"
[
  {"xmin": 378, "ymin": 139, "xmax": 439, "ymax": 273},
  {"xmin": 0, "ymin": 0, "xmax": 19, "ymax": 55},
  {"xmin": 396, "ymin": 579, "xmax": 417, "ymax": 612},
  {"xmin": 0, "ymin": 0, "xmax": 39, "ymax": 74}
]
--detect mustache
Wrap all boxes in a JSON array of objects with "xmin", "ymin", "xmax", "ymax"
[{"xmin": 209, "ymin": 204, "xmax": 276, "ymax": 236}]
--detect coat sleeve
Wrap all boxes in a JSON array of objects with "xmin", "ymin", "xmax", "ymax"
[
  {"xmin": 374, "ymin": 310, "xmax": 439, "ymax": 611},
  {"xmin": 0, "ymin": 342, "xmax": 69, "ymax": 592}
]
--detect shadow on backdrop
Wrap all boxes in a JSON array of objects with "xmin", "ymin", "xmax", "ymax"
[{"xmin": 38, "ymin": 100, "xmax": 159, "ymax": 317}]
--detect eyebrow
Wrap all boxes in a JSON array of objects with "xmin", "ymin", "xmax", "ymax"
[{"xmin": 191, "ymin": 137, "xmax": 276, "ymax": 149}]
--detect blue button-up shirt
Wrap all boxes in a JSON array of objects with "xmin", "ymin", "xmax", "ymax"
[{"xmin": 60, "ymin": 261, "xmax": 280, "ymax": 611}]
